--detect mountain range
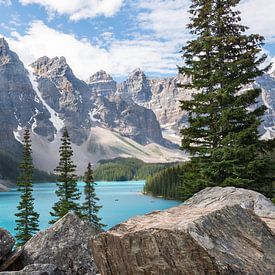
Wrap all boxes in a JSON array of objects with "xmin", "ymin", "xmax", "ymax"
[{"xmin": 0, "ymin": 37, "xmax": 275, "ymax": 173}]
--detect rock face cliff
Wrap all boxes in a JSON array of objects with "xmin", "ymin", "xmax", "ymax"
[
  {"xmin": 0, "ymin": 38, "xmax": 185, "ymax": 174},
  {"xmin": 29, "ymin": 56, "xmax": 168, "ymax": 147},
  {"xmin": 92, "ymin": 187, "xmax": 275, "ymax": 275},
  {"xmin": 1, "ymin": 37, "xmax": 275, "ymax": 173},
  {"xmin": 1, "ymin": 212, "xmax": 102, "ymax": 274},
  {"xmin": 0, "ymin": 38, "xmax": 55, "ymax": 155},
  {"xmin": 87, "ymin": 70, "xmax": 117, "ymax": 97},
  {"xmin": 20, "ymin": 212, "xmax": 101, "ymax": 275},
  {"xmin": 118, "ymin": 69, "xmax": 275, "ymax": 143},
  {"xmin": 0, "ymin": 229, "xmax": 15, "ymax": 265}
]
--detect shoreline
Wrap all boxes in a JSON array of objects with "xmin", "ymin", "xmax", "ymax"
[{"xmin": 142, "ymin": 191, "xmax": 182, "ymax": 202}]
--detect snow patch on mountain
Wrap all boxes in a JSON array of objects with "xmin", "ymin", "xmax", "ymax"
[
  {"xmin": 28, "ymin": 69, "xmax": 64, "ymax": 133},
  {"xmin": 13, "ymin": 125, "xmax": 23, "ymax": 143}
]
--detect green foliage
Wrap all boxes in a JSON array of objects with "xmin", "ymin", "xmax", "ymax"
[
  {"xmin": 144, "ymin": 164, "xmax": 183, "ymax": 199},
  {"xmin": 49, "ymin": 128, "xmax": 81, "ymax": 224},
  {"xmin": 0, "ymin": 150, "xmax": 56, "ymax": 183},
  {"xmin": 94, "ymin": 157, "xmax": 174, "ymax": 181},
  {"xmin": 15, "ymin": 129, "xmax": 39, "ymax": 246},
  {"xmin": 82, "ymin": 162, "xmax": 105, "ymax": 228},
  {"xmin": 179, "ymin": 0, "xmax": 274, "ymax": 200}
]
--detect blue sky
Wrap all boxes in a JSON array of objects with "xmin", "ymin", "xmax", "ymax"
[{"xmin": 0, "ymin": 0, "xmax": 275, "ymax": 81}]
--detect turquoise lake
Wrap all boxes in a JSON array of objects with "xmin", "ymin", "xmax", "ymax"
[{"xmin": 0, "ymin": 181, "xmax": 181, "ymax": 235}]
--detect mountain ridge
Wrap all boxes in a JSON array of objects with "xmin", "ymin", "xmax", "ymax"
[
  {"xmin": 0, "ymin": 37, "xmax": 275, "ymax": 174},
  {"xmin": 0, "ymin": 38, "xmax": 186, "ymax": 173}
]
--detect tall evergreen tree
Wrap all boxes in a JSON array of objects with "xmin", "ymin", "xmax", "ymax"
[
  {"xmin": 82, "ymin": 162, "xmax": 104, "ymax": 228},
  {"xmin": 50, "ymin": 128, "xmax": 81, "ymax": 224},
  {"xmin": 15, "ymin": 129, "xmax": 39, "ymax": 246},
  {"xmin": 179, "ymin": 0, "xmax": 274, "ymax": 200}
]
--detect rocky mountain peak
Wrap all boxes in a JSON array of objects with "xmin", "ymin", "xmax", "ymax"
[
  {"xmin": 129, "ymin": 68, "xmax": 146, "ymax": 80},
  {"xmin": 0, "ymin": 37, "xmax": 9, "ymax": 53},
  {"xmin": 30, "ymin": 56, "xmax": 70, "ymax": 78},
  {"xmin": 0, "ymin": 38, "xmax": 14, "ymax": 65},
  {"xmin": 87, "ymin": 70, "xmax": 114, "ymax": 84},
  {"xmin": 118, "ymin": 68, "xmax": 152, "ymax": 103}
]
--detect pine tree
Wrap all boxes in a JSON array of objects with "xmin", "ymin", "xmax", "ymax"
[
  {"xmin": 82, "ymin": 162, "xmax": 104, "ymax": 228},
  {"xmin": 179, "ymin": 0, "xmax": 274, "ymax": 199},
  {"xmin": 15, "ymin": 129, "xmax": 39, "ymax": 246},
  {"xmin": 49, "ymin": 128, "xmax": 81, "ymax": 224}
]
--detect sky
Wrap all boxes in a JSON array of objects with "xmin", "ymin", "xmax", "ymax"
[{"xmin": 0, "ymin": 0, "xmax": 275, "ymax": 81}]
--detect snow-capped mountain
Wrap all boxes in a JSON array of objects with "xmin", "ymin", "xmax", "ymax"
[
  {"xmin": 1, "ymin": 37, "xmax": 275, "ymax": 173},
  {"xmin": 0, "ymin": 38, "xmax": 186, "ymax": 173}
]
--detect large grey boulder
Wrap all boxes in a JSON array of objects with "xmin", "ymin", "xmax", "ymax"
[
  {"xmin": 92, "ymin": 188, "xmax": 275, "ymax": 275},
  {"xmin": 183, "ymin": 186, "xmax": 275, "ymax": 232},
  {"xmin": 0, "ymin": 229, "xmax": 15, "ymax": 263},
  {"xmin": 0, "ymin": 264, "xmax": 61, "ymax": 275},
  {"xmin": 21, "ymin": 212, "xmax": 102, "ymax": 275}
]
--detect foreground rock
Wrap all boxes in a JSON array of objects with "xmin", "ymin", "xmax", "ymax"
[
  {"xmin": 21, "ymin": 212, "xmax": 102, "ymax": 275},
  {"xmin": 183, "ymin": 186, "xmax": 275, "ymax": 232},
  {"xmin": 0, "ymin": 248, "xmax": 23, "ymax": 272},
  {"xmin": 0, "ymin": 229, "xmax": 15, "ymax": 263},
  {"xmin": 92, "ymin": 188, "xmax": 275, "ymax": 275},
  {"xmin": 0, "ymin": 264, "xmax": 60, "ymax": 275}
]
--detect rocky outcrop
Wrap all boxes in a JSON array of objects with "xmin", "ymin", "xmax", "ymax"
[
  {"xmin": 118, "ymin": 68, "xmax": 152, "ymax": 103},
  {"xmin": 0, "ymin": 248, "xmax": 23, "ymax": 272},
  {"xmin": 92, "ymin": 95, "xmax": 166, "ymax": 145},
  {"xmin": 183, "ymin": 186, "xmax": 275, "ymax": 232},
  {"xmin": 87, "ymin": 70, "xmax": 117, "ymax": 97},
  {"xmin": 0, "ymin": 229, "xmax": 15, "ymax": 264},
  {"xmin": 20, "ymin": 212, "xmax": 101, "ymax": 275},
  {"xmin": 92, "ymin": 187, "xmax": 275, "ymax": 274}
]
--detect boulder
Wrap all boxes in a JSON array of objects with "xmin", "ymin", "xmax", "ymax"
[
  {"xmin": 0, "ymin": 248, "xmax": 23, "ymax": 272},
  {"xmin": 92, "ymin": 188, "xmax": 275, "ymax": 275},
  {"xmin": 0, "ymin": 229, "xmax": 15, "ymax": 263},
  {"xmin": 21, "ymin": 212, "xmax": 102, "ymax": 275},
  {"xmin": 183, "ymin": 186, "xmax": 275, "ymax": 232},
  {"xmin": 0, "ymin": 264, "xmax": 61, "ymax": 275}
]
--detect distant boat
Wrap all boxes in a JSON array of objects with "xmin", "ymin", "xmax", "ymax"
[{"xmin": 115, "ymin": 199, "xmax": 119, "ymax": 201}]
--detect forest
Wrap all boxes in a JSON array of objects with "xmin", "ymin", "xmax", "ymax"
[{"xmin": 93, "ymin": 157, "xmax": 176, "ymax": 181}]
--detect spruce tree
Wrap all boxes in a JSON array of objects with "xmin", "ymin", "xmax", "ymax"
[
  {"xmin": 179, "ymin": 0, "xmax": 274, "ymax": 199},
  {"xmin": 82, "ymin": 162, "xmax": 104, "ymax": 228},
  {"xmin": 15, "ymin": 129, "xmax": 39, "ymax": 246},
  {"xmin": 50, "ymin": 128, "xmax": 81, "ymax": 224}
]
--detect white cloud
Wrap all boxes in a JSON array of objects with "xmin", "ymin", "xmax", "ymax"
[
  {"xmin": 2, "ymin": 0, "xmax": 275, "ymax": 79},
  {"xmin": 0, "ymin": 0, "xmax": 11, "ymax": 6},
  {"xmin": 19, "ymin": 0, "xmax": 124, "ymax": 20},
  {"xmin": 239, "ymin": 0, "xmax": 275, "ymax": 43},
  {"xmin": 137, "ymin": 0, "xmax": 190, "ymax": 41},
  {"xmin": 4, "ymin": 21, "xmax": 179, "ymax": 79},
  {"xmin": 136, "ymin": 0, "xmax": 275, "ymax": 43}
]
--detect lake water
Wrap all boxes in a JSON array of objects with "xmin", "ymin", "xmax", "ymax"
[{"xmin": 0, "ymin": 181, "xmax": 181, "ymax": 235}]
